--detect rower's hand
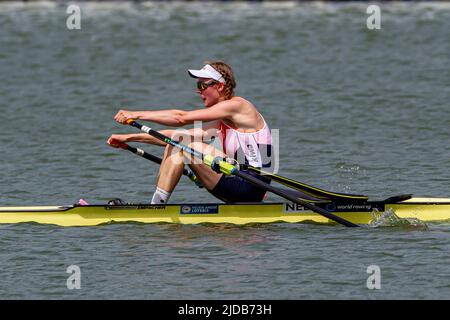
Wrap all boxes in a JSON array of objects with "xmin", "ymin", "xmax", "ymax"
[
  {"xmin": 107, "ymin": 135, "xmax": 128, "ymax": 149},
  {"xmin": 114, "ymin": 110, "xmax": 135, "ymax": 124}
]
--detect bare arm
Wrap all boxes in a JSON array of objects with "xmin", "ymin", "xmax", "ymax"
[
  {"xmin": 107, "ymin": 126, "xmax": 217, "ymax": 149},
  {"xmin": 114, "ymin": 100, "xmax": 240, "ymax": 127},
  {"xmin": 107, "ymin": 130, "xmax": 175, "ymax": 147}
]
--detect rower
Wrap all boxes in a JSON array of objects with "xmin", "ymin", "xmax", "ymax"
[{"xmin": 107, "ymin": 61, "xmax": 273, "ymax": 204}]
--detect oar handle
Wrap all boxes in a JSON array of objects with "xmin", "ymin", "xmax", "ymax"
[{"xmin": 109, "ymin": 139, "xmax": 129, "ymax": 150}]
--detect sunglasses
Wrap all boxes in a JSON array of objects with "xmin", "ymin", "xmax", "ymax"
[{"xmin": 197, "ymin": 80, "xmax": 218, "ymax": 92}]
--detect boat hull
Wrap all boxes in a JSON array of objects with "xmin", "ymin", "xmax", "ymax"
[{"xmin": 0, "ymin": 197, "xmax": 449, "ymax": 227}]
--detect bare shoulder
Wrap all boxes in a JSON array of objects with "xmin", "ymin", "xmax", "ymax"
[
  {"xmin": 220, "ymin": 96, "xmax": 255, "ymax": 111},
  {"xmin": 230, "ymin": 96, "xmax": 254, "ymax": 106},
  {"xmin": 213, "ymin": 96, "xmax": 244, "ymax": 111}
]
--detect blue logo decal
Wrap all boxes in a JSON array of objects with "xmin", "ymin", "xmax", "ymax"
[
  {"xmin": 326, "ymin": 203, "xmax": 336, "ymax": 212},
  {"xmin": 180, "ymin": 205, "xmax": 219, "ymax": 214}
]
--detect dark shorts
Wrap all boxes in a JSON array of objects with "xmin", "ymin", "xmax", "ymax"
[{"xmin": 210, "ymin": 170, "xmax": 270, "ymax": 203}]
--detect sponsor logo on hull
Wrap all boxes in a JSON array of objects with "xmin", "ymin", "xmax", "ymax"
[
  {"xmin": 283, "ymin": 203, "xmax": 311, "ymax": 213},
  {"xmin": 284, "ymin": 202, "xmax": 385, "ymax": 213},
  {"xmin": 105, "ymin": 205, "xmax": 166, "ymax": 210},
  {"xmin": 180, "ymin": 205, "xmax": 219, "ymax": 214}
]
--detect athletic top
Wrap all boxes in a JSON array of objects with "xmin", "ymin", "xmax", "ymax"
[{"xmin": 217, "ymin": 113, "xmax": 273, "ymax": 169}]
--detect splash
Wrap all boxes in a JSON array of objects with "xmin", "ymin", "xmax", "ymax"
[{"xmin": 369, "ymin": 208, "xmax": 428, "ymax": 230}]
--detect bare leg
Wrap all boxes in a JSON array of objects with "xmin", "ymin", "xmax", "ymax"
[
  {"xmin": 154, "ymin": 141, "xmax": 228, "ymax": 202},
  {"xmin": 156, "ymin": 144, "xmax": 185, "ymax": 193}
]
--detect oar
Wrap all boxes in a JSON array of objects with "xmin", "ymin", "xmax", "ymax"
[
  {"xmin": 109, "ymin": 139, "xmax": 322, "ymax": 202},
  {"xmin": 109, "ymin": 139, "xmax": 203, "ymax": 188},
  {"xmin": 243, "ymin": 165, "xmax": 368, "ymax": 201},
  {"xmin": 125, "ymin": 120, "xmax": 359, "ymax": 228}
]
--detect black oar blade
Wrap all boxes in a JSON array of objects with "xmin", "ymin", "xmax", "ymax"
[
  {"xmin": 235, "ymin": 171, "xmax": 359, "ymax": 227},
  {"xmin": 246, "ymin": 166, "xmax": 368, "ymax": 202}
]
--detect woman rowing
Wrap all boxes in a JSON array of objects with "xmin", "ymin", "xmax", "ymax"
[{"xmin": 107, "ymin": 61, "xmax": 273, "ymax": 204}]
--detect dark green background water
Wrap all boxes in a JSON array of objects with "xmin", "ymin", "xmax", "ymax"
[{"xmin": 0, "ymin": 1, "xmax": 449, "ymax": 299}]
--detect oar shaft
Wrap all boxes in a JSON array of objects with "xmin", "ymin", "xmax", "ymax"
[
  {"xmin": 126, "ymin": 144, "xmax": 162, "ymax": 164},
  {"xmin": 128, "ymin": 121, "xmax": 204, "ymax": 160},
  {"xmin": 125, "ymin": 120, "xmax": 358, "ymax": 227},
  {"xmin": 111, "ymin": 139, "xmax": 202, "ymax": 187}
]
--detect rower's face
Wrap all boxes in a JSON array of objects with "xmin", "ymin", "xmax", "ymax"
[{"xmin": 196, "ymin": 78, "xmax": 222, "ymax": 108}]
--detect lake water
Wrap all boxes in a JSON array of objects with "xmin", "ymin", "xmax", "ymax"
[{"xmin": 0, "ymin": 1, "xmax": 449, "ymax": 299}]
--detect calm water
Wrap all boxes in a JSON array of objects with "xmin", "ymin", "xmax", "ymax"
[{"xmin": 0, "ymin": 1, "xmax": 449, "ymax": 299}]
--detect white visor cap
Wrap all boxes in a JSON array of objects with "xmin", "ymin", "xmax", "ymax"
[{"xmin": 188, "ymin": 64, "xmax": 226, "ymax": 83}]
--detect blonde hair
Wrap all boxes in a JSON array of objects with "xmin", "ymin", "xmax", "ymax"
[{"xmin": 205, "ymin": 60, "xmax": 236, "ymax": 100}]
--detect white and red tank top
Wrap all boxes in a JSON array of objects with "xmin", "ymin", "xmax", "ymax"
[{"xmin": 217, "ymin": 114, "xmax": 273, "ymax": 168}]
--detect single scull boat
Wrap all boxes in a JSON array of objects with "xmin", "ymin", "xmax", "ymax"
[{"xmin": 0, "ymin": 196, "xmax": 449, "ymax": 227}]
